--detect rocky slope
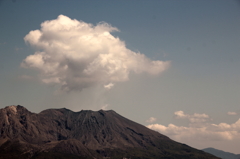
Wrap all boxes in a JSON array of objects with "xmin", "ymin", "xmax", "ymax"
[{"xmin": 0, "ymin": 105, "xmax": 219, "ymax": 159}]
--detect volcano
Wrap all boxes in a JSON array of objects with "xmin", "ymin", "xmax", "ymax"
[{"xmin": 0, "ymin": 105, "xmax": 219, "ymax": 159}]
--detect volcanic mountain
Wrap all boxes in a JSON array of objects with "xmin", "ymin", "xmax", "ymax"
[{"xmin": 0, "ymin": 105, "xmax": 219, "ymax": 159}]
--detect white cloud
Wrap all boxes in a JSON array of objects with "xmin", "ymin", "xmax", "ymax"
[
  {"xmin": 21, "ymin": 15, "xmax": 170, "ymax": 92},
  {"xmin": 148, "ymin": 122, "xmax": 240, "ymax": 142},
  {"xmin": 227, "ymin": 111, "xmax": 237, "ymax": 115},
  {"xmin": 146, "ymin": 117, "xmax": 157, "ymax": 123},
  {"xmin": 104, "ymin": 83, "xmax": 114, "ymax": 90},
  {"xmin": 174, "ymin": 110, "xmax": 186, "ymax": 118},
  {"xmin": 174, "ymin": 110, "xmax": 210, "ymax": 123},
  {"xmin": 147, "ymin": 111, "xmax": 240, "ymax": 142}
]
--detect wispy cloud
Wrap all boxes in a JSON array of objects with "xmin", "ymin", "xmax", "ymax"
[
  {"xmin": 21, "ymin": 15, "xmax": 170, "ymax": 92},
  {"xmin": 146, "ymin": 117, "xmax": 157, "ymax": 123},
  {"xmin": 18, "ymin": 75, "xmax": 34, "ymax": 80},
  {"xmin": 101, "ymin": 104, "xmax": 109, "ymax": 110},
  {"xmin": 174, "ymin": 110, "xmax": 210, "ymax": 123},
  {"xmin": 104, "ymin": 83, "xmax": 114, "ymax": 90},
  {"xmin": 227, "ymin": 111, "xmax": 237, "ymax": 116},
  {"xmin": 15, "ymin": 47, "xmax": 23, "ymax": 52}
]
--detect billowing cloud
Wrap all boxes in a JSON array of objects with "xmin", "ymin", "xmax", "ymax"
[
  {"xmin": 147, "ymin": 111, "xmax": 240, "ymax": 142},
  {"xmin": 146, "ymin": 117, "xmax": 157, "ymax": 123},
  {"xmin": 21, "ymin": 15, "xmax": 170, "ymax": 92}
]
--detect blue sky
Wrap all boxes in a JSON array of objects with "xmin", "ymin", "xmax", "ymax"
[{"xmin": 0, "ymin": 0, "xmax": 240, "ymax": 154}]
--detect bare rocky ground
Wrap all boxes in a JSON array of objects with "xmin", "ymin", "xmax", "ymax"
[{"xmin": 0, "ymin": 105, "xmax": 220, "ymax": 159}]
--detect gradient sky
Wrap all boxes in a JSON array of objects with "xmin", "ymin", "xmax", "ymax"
[{"xmin": 0, "ymin": 0, "xmax": 240, "ymax": 154}]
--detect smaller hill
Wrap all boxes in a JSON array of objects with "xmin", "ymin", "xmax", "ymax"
[{"xmin": 202, "ymin": 148, "xmax": 240, "ymax": 159}]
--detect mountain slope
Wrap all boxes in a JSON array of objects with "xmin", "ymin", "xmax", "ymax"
[
  {"xmin": 0, "ymin": 105, "xmax": 219, "ymax": 159},
  {"xmin": 202, "ymin": 148, "xmax": 240, "ymax": 159}
]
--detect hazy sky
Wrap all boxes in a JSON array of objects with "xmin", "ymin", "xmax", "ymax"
[{"xmin": 0, "ymin": 0, "xmax": 240, "ymax": 154}]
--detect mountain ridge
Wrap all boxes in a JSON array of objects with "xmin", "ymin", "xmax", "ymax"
[{"xmin": 0, "ymin": 105, "xmax": 220, "ymax": 159}]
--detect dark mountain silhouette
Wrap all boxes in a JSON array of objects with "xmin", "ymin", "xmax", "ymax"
[
  {"xmin": 0, "ymin": 105, "xmax": 219, "ymax": 159},
  {"xmin": 202, "ymin": 148, "xmax": 240, "ymax": 159}
]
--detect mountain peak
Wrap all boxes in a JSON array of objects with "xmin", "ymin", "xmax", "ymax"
[
  {"xmin": 4, "ymin": 105, "xmax": 17, "ymax": 114},
  {"xmin": 0, "ymin": 105, "xmax": 220, "ymax": 158}
]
